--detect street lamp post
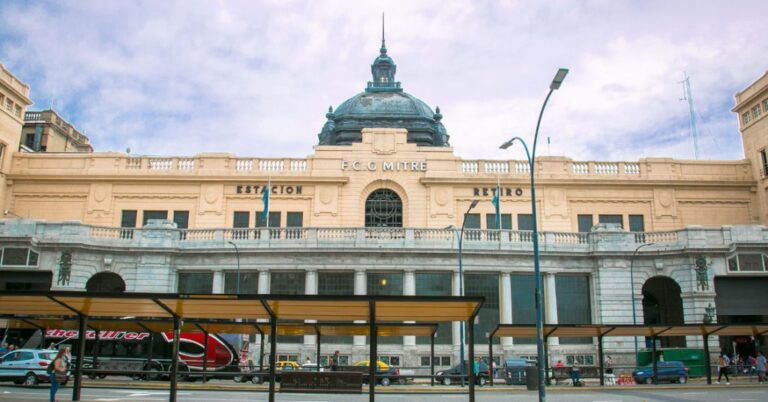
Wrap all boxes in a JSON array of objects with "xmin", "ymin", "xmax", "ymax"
[
  {"xmin": 630, "ymin": 242, "xmax": 655, "ymax": 361},
  {"xmin": 227, "ymin": 241, "xmax": 241, "ymax": 294},
  {"xmin": 500, "ymin": 68, "xmax": 568, "ymax": 402},
  {"xmin": 447, "ymin": 199, "xmax": 479, "ymax": 385}
]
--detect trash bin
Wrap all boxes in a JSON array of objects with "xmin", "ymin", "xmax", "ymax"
[{"xmin": 525, "ymin": 366, "xmax": 538, "ymax": 390}]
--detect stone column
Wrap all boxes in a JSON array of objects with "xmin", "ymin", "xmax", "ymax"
[
  {"xmin": 452, "ymin": 271, "xmax": 462, "ymax": 360},
  {"xmin": 258, "ymin": 270, "xmax": 270, "ymax": 294},
  {"xmin": 403, "ymin": 270, "xmax": 416, "ymax": 346},
  {"xmin": 212, "ymin": 270, "xmax": 224, "ymax": 294},
  {"xmin": 545, "ymin": 273, "xmax": 559, "ymax": 346},
  {"xmin": 354, "ymin": 269, "xmax": 367, "ymax": 347},
  {"xmin": 305, "ymin": 270, "xmax": 318, "ymax": 345},
  {"xmin": 500, "ymin": 272, "xmax": 513, "ymax": 348}
]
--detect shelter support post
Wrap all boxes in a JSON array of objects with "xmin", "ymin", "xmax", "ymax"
[
  {"xmin": 430, "ymin": 334, "xmax": 435, "ymax": 387},
  {"xmin": 369, "ymin": 301, "xmax": 377, "ymax": 402},
  {"xmin": 651, "ymin": 336, "xmax": 658, "ymax": 385},
  {"xmin": 488, "ymin": 337, "xmax": 493, "ymax": 386},
  {"xmin": 202, "ymin": 331, "xmax": 209, "ymax": 383},
  {"xmin": 145, "ymin": 333, "xmax": 154, "ymax": 380},
  {"xmin": 40, "ymin": 326, "xmax": 47, "ymax": 349},
  {"xmin": 316, "ymin": 331, "xmax": 321, "ymax": 372},
  {"xmin": 93, "ymin": 328, "xmax": 100, "ymax": 377},
  {"xmin": 468, "ymin": 317, "xmax": 475, "ymax": 402},
  {"xmin": 598, "ymin": 335, "xmax": 605, "ymax": 386},
  {"xmin": 72, "ymin": 314, "xmax": 87, "ymax": 401},
  {"xmin": 543, "ymin": 335, "xmax": 549, "ymax": 385},
  {"xmin": 269, "ymin": 317, "xmax": 277, "ymax": 402},
  {"xmin": 703, "ymin": 333, "xmax": 712, "ymax": 385},
  {"xmin": 169, "ymin": 316, "xmax": 181, "ymax": 402},
  {"xmin": 259, "ymin": 332, "xmax": 265, "ymax": 372}
]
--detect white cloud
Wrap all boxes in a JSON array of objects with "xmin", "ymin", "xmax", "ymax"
[{"xmin": 0, "ymin": 0, "xmax": 765, "ymax": 161}]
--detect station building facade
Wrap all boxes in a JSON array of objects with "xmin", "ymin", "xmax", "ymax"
[{"xmin": 0, "ymin": 45, "xmax": 767, "ymax": 369}]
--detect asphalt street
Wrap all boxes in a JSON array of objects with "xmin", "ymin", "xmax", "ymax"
[{"xmin": 0, "ymin": 386, "xmax": 766, "ymax": 402}]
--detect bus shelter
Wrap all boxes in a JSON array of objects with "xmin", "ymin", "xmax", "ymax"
[
  {"xmin": 490, "ymin": 323, "xmax": 768, "ymax": 386},
  {"xmin": 0, "ymin": 291, "xmax": 483, "ymax": 402}
]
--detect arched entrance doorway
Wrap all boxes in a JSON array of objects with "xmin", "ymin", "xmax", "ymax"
[
  {"xmin": 364, "ymin": 189, "xmax": 402, "ymax": 227},
  {"xmin": 86, "ymin": 272, "xmax": 126, "ymax": 293},
  {"xmin": 642, "ymin": 276, "xmax": 685, "ymax": 347}
]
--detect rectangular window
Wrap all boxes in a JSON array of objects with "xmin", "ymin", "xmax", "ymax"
[
  {"xmin": 577, "ymin": 215, "xmax": 593, "ymax": 233},
  {"xmin": 368, "ymin": 272, "xmax": 403, "ymax": 344},
  {"xmin": 465, "ymin": 273, "xmax": 500, "ymax": 344},
  {"xmin": 0, "ymin": 248, "xmax": 38, "ymax": 266},
  {"xmin": 277, "ymin": 354, "xmax": 299, "ymax": 363},
  {"xmin": 120, "ymin": 210, "xmax": 137, "ymax": 239},
  {"xmin": 763, "ymin": 99, "xmax": 768, "ymax": 113},
  {"xmin": 566, "ymin": 354, "xmax": 595, "ymax": 366},
  {"xmin": 743, "ymin": 111, "xmax": 751, "ymax": 124},
  {"xmin": 517, "ymin": 214, "xmax": 533, "ymax": 231},
  {"xmin": 511, "ymin": 273, "xmax": 535, "ymax": 344},
  {"xmin": 224, "ymin": 271, "xmax": 259, "ymax": 294},
  {"xmin": 629, "ymin": 215, "xmax": 645, "ymax": 232},
  {"xmin": 556, "ymin": 275, "xmax": 592, "ymax": 344},
  {"xmin": 286, "ymin": 212, "xmax": 304, "ymax": 240},
  {"xmin": 753, "ymin": 104, "xmax": 762, "ymax": 119},
  {"xmin": 415, "ymin": 272, "xmax": 452, "ymax": 345},
  {"xmin": 232, "ymin": 211, "xmax": 250, "ymax": 240},
  {"xmin": 737, "ymin": 254, "xmax": 764, "ymax": 272},
  {"xmin": 25, "ymin": 133, "xmax": 35, "ymax": 149},
  {"xmin": 178, "ymin": 272, "xmax": 213, "ymax": 293},
  {"xmin": 13, "ymin": 105, "xmax": 21, "ymax": 117},
  {"xmin": 142, "ymin": 210, "xmax": 168, "ymax": 226},
  {"xmin": 5, "ymin": 98, "xmax": 11, "ymax": 111},
  {"xmin": 270, "ymin": 271, "xmax": 306, "ymax": 295},
  {"xmin": 172, "ymin": 211, "xmax": 189, "ymax": 229},
  {"xmin": 271, "ymin": 271, "xmax": 306, "ymax": 343},
  {"xmin": 319, "ymin": 354, "xmax": 349, "ymax": 366},
  {"xmin": 485, "ymin": 213, "xmax": 512, "ymax": 230},
  {"xmin": 761, "ymin": 149, "xmax": 768, "ymax": 177},
  {"xmin": 379, "ymin": 355, "xmax": 401, "ymax": 366},
  {"xmin": 598, "ymin": 214, "xmax": 623, "ymax": 229},
  {"xmin": 173, "ymin": 210, "xmax": 189, "ymax": 240},
  {"xmin": 318, "ymin": 272, "xmax": 355, "ymax": 344},
  {"xmin": 256, "ymin": 211, "xmax": 280, "ymax": 227}
]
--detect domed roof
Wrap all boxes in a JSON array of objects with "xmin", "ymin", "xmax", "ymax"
[
  {"xmin": 334, "ymin": 91, "xmax": 435, "ymax": 121},
  {"xmin": 317, "ymin": 30, "xmax": 449, "ymax": 147}
]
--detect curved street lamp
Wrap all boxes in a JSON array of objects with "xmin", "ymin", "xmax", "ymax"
[
  {"xmin": 630, "ymin": 242, "xmax": 655, "ymax": 361},
  {"xmin": 446, "ymin": 198, "xmax": 479, "ymax": 386},
  {"xmin": 500, "ymin": 68, "xmax": 568, "ymax": 402}
]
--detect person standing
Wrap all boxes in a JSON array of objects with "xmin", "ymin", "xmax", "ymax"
[
  {"xmin": 717, "ymin": 353, "xmax": 730, "ymax": 384},
  {"xmin": 571, "ymin": 361, "xmax": 581, "ymax": 386},
  {"xmin": 49, "ymin": 348, "xmax": 67, "ymax": 402},
  {"xmin": 604, "ymin": 355, "xmax": 614, "ymax": 385},
  {"xmin": 473, "ymin": 357, "xmax": 481, "ymax": 386},
  {"xmin": 331, "ymin": 351, "xmax": 340, "ymax": 371},
  {"xmin": 756, "ymin": 351, "xmax": 766, "ymax": 384}
]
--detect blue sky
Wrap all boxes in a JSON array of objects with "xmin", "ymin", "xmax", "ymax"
[{"xmin": 0, "ymin": 0, "xmax": 766, "ymax": 162}]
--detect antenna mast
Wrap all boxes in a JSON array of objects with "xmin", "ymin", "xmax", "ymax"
[{"xmin": 680, "ymin": 73, "xmax": 700, "ymax": 159}]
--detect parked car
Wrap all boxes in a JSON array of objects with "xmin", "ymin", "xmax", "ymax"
[
  {"xmin": 352, "ymin": 360, "xmax": 403, "ymax": 386},
  {"xmin": 0, "ymin": 349, "xmax": 66, "ymax": 386},
  {"xmin": 238, "ymin": 360, "xmax": 301, "ymax": 384},
  {"xmin": 435, "ymin": 361, "xmax": 490, "ymax": 386},
  {"xmin": 301, "ymin": 362, "xmax": 325, "ymax": 371},
  {"xmin": 632, "ymin": 361, "xmax": 689, "ymax": 384}
]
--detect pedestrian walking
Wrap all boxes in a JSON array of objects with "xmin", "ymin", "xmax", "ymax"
[
  {"xmin": 48, "ymin": 348, "xmax": 67, "ymax": 402},
  {"xmin": 756, "ymin": 351, "xmax": 766, "ymax": 384},
  {"xmin": 716, "ymin": 353, "xmax": 730, "ymax": 384},
  {"xmin": 605, "ymin": 355, "xmax": 615, "ymax": 385},
  {"xmin": 331, "ymin": 350, "xmax": 340, "ymax": 371}
]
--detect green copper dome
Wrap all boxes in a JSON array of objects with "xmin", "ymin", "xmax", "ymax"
[{"xmin": 318, "ymin": 35, "xmax": 449, "ymax": 147}]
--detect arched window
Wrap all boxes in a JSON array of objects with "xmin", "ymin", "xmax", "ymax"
[
  {"xmin": 365, "ymin": 189, "xmax": 402, "ymax": 227},
  {"xmin": 86, "ymin": 272, "xmax": 126, "ymax": 293}
]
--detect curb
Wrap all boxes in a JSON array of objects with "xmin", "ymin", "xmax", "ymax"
[{"xmin": 78, "ymin": 380, "xmax": 767, "ymax": 394}]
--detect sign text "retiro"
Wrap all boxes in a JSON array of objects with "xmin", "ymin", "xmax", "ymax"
[{"xmin": 341, "ymin": 160, "xmax": 427, "ymax": 172}]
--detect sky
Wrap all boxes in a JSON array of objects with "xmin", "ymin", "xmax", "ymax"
[{"xmin": 1, "ymin": 0, "xmax": 766, "ymax": 162}]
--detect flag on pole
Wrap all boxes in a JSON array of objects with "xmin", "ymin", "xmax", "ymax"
[
  {"xmin": 261, "ymin": 178, "xmax": 270, "ymax": 226},
  {"xmin": 492, "ymin": 179, "xmax": 501, "ymax": 229}
]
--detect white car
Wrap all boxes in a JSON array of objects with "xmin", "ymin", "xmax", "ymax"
[
  {"xmin": 0, "ymin": 349, "xmax": 64, "ymax": 386},
  {"xmin": 302, "ymin": 362, "xmax": 325, "ymax": 372}
]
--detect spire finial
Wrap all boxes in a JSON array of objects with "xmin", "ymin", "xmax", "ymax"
[{"xmin": 380, "ymin": 12, "xmax": 386, "ymax": 55}]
